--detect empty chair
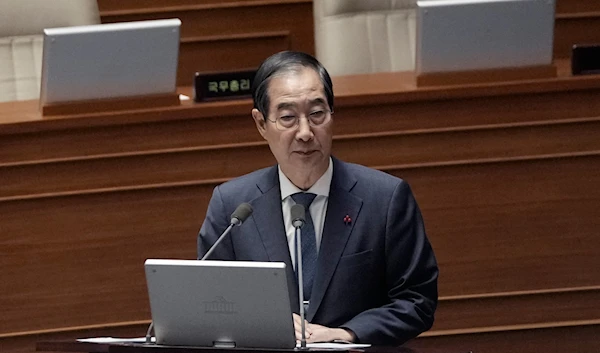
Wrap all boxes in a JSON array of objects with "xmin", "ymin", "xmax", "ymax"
[
  {"xmin": 0, "ymin": 0, "xmax": 100, "ymax": 102},
  {"xmin": 313, "ymin": 0, "xmax": 417, "ymax": 77}
]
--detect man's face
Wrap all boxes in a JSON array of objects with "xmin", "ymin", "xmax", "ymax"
[{"xmin": 252, "ymin": 67, "xmax": 333, "ymax": 185}]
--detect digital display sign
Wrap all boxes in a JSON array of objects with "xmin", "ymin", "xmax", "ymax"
[{"xmin": 194, "ymin": 70, "xmax": 256, "ymax": 102}]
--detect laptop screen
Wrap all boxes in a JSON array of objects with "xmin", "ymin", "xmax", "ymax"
[
  {"xmin": 40, "ymin": 18, "xmax": 180, "ymax": 105},
  {"xmin": 416, "ymin": 0, "xmax": 555, "ymax": 74},
  {"xmin": 144, "ymin": 259, "xmax": 296, "ymax": 349}
]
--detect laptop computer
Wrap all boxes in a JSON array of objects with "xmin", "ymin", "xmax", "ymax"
[
  {"xmin": 40, "ymin": 18, "xmax": 180, "ymax": 105},
  {"xmin": 144, "ymin": 259, "xmax": 296, "ymax": 348},
  {"xmin": 415, "ymin": 0, "xmax": 556, "ymax": 74}
]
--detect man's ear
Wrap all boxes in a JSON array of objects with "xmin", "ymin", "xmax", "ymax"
[{"xmin": 252, "ymin": 108, "xmax": 267, "ymax": 139}]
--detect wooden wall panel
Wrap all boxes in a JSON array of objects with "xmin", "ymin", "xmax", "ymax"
[
  {"xmin": 3, "ymin": 117, "xmax": 600, "ymax": 199},
  {"xmin": 556, "ymin": 0, "xmax": 600, "ymax": 14},
  {"xmin": 407, "ymin": 324, "xmax": 600, "ymax": 353},
  {"xmin": 100, "ymin": 4, "xmax": 312, "ymax": 42},
  {"xmin": 98, "ymin": 1, "xmax": 314, "ymax": 85},
  {"xmin": 433, "ymin": 287, "xmax": 600, "ymax": 331},
  {"xmin": 4, "ymin": 75, "xmax": 600, "ymax": 163},
  {"xmin": 0, "ymin": 185, "xmax": 208, "ymax": 334},
  {"xmin": 333, "ymin": 118, "xmax": 600, "ymax": 166},
  {"xmin": 0, "ymin": 102, "xmax": 255, "ymax": 163},
  {"xmin": 97, "ymin": 0, "xmax": 271, "ymax": 12},
  {"xmin": 3, "ymin": 68, "xmax": 600, "ymax": 352},
  {"xmin": 554, "ymin": 13, "xmax": 600, "ymax": 59},
  {"xmin": 2, "ymin": 154, "xmax": 599, "ymax": 352},
  {"xmin": 386, "ymin": 155, "xmax": 600, "ymax": 295},
  {"xmin": 177, "ymin": 33, "xmax": 290, "ymax": 85},
  {"xmin": 556, "ymin": 0, "xmax": 600, "ymax": 64},
  {"xmin": 0, "ymin": 147, "xmax": 268, "ymax": 199},
  {"xmin": 1, "ymin": 152, "xmax": 599, "ymax": 318},
  {"xmin": 1, "ymin": 156, "xmax": 599, "ymax": 326}
]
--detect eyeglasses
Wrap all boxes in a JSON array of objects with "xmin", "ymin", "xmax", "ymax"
[{"xmin": 266, "ymin": 110, "xmax": 333, "ymax": 131}]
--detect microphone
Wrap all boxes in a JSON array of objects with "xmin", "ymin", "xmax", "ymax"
[
  {"xmin": 291, "ymin": 203, "xmax": 305, "ymax": 228},
  {"xmin": 291, "ymin": 204, "xmax": 308, "ymax": 349},
  {"xmin": 146, "ymin": 202, "xmax": 254, "ymax": 344},
  {"xmin": 201, "ymin": 202, "xmax": 253, "ymax": 260}
]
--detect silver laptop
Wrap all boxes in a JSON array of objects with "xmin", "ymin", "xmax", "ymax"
[
  {"xmin": 144, "ymin": 259, "xmax": 296, "ymax": 348},
  {"xmin": 40, "ymin": 18, "xmax": 180, "ymax": 105},
  {"xmin": 416, "ymin": 0, "xmax": 556, "ymax": 74}
]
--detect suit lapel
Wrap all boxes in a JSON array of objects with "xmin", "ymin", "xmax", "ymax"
[
  {"xmin": 307, "ymin": 159, "xmax": 363, "ymax": 320},
  {"xmin": 251, "ymin": 167, "xmax": 299, "ymax": 312}
]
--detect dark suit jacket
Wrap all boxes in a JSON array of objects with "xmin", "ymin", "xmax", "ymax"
[{"xmin": 197, "ymin": 157, "xmax": 438, "ymax": 346}]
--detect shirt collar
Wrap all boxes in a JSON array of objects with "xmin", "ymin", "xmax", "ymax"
[{"xmin": 279, "ymin": 157, "xmax": 333, "ymax": 201}]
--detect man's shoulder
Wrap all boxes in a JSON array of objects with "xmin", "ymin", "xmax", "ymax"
[
  {"xmin": 217, "ymin": 165, "xmax": 277, "ymax": 195},
  {"xmin": 334, "ymin": 159, "xmax": 418, "ymax": 205},
  {"xmin": 337, "ymin": 159, "xmax": 405, "ymax": 188}
]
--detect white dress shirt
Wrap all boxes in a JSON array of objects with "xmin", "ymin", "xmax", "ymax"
[{"xmin": 279, "ymin": 158, "xmax": 333, "ymax": 269}]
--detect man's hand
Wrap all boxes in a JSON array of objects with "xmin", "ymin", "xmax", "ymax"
[{"xmin": 293, "ymin": 314, "xmax": 356, "ymax": 343}]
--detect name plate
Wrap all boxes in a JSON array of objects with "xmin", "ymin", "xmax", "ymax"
[
  {"xmin": 572, "ymin": 44, "xmax": 600, "ymax": 75},
  {"xmin": 194, "ymin": 70, "xmax": 256, "ymax": 102}
]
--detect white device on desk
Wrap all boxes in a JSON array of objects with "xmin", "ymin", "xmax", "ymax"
[
  {"xmin": 40, "ymin": 18, "xmax": 180, "ymax": 105},
  {"xmin": 144, "ymin": 259, "xmax": 296, "ymax": 349},
  {"xmin": 416, "ymin": 0, "xmax": 556, "ymax": 74}
]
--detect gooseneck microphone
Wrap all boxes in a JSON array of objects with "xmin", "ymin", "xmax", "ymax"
[
  {"xmin": 291, "ymin": 204, "xmax": 308, "ymax": 349},
  {"xmin": 146, "ymin": 202, "xmax": 253, "ymax": 344},
  {"xmin": 201, "ymin": 202, "xmax": 253, "ymax": 260},
  {"xmin": 292, "ymin": 203, "xmax": 306, "ymax": 228}
]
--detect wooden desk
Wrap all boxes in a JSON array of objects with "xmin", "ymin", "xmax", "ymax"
[
  {"xmin": 34, "ymin": 340, "xmax": 456, "ymax": 353},
  {"xmin": 2, "ymin": 63, "xmax": 600, "ymax": 353}
]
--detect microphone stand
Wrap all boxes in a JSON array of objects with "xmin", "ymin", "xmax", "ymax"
[
  {"xmin": 201, "ymin": 222, "xmax": 236, "ymax": 260},
  {"xmin": 295, "ymin": 226, "xmax": 308, "ymax": 349},
  {"xmin": 145, "ymin": 322, "xmax": 154, "ymax": 344},
  {"xmin": 145, "ymin": 212, "xmax": 245, "ymax": 344}
]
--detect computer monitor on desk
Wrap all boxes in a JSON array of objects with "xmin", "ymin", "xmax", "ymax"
[
  {"xmin": 40, "ymin": 18, "xmax": 180, "ymax": 107},
  {"xmin": 415, "ymin": 0, "xmax": 556, "ymax": 74},
  {"xmin": 144, "ymin": 259, "xmax": 296, "ymax": 349}
]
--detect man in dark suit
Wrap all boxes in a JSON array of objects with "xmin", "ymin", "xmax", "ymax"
[{"xmin": 198, "ymin": 51, "xmax": 438, "ymax": 346}]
